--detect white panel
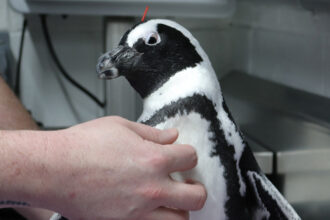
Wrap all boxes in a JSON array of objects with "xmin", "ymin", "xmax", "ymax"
[{"xmin": 9, "ymin": 0, "xmax": 235, "ymax": 18}]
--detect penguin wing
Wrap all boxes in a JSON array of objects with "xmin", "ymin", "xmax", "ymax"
[
  {"xmin": 246, "ymin": 171, "xmax": 300, "ymax": 220},
  {"xmin": 239, "ymin": 146, "xmax": 300, "ymax": 220}
]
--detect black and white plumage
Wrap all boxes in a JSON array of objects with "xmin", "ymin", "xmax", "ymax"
[{"xmin": 52, "ymin": 19, "xmax": 300, "ymax": 220}]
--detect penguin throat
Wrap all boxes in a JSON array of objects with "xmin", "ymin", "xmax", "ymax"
[
  {"xmin": 125, "ymin": 73, "xmax": 168, "ymax": 99},
  {"xmin": 140, "ymin": 63, "xmax": 223, "ymax": 119}
]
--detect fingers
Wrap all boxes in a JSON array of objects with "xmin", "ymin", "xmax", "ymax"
[
  {"xmin": 163, "ymin": 181, "xmax": 207, "ymax": 211},
  {"xmin": 140, "ymin": 207, "xmax": 189, "ymax": 220},
  {"xmin": 160, "ymin": 144, "xmax": 198, "ymax": 173},
  {"xmin": 116, "ymin": 118, "xmax": 206, "ymax": 211},
  {"xmin": 123, "ymin": 119, "xmax": 179, "ymax": 145}
]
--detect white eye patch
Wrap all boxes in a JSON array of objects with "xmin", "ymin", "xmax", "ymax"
[
  {"xmin": 144, "ymin": 32, "xmax": 161, "ymax": 46},
  {"xmin": 126, "ymin": 20, "xmax": 158, "ymax": 47}
]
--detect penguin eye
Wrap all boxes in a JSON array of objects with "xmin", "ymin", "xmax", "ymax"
[{"xmin": 145, "ymin": 32, "xmax": 160, "ymax": 46}]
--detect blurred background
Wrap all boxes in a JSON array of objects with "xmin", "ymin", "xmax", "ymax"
[{"xmin": 1, "ymin": 0, "xmax": 330, "ymax": 219}]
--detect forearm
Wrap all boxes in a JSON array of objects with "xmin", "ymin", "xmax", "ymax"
[
  {"xmin": 0, "ymin": 130, "xmax": 57, "ymax": 209},
  {"xmin": 0, "ymin": 76, "xmax": 54, "ymax": 218},
  {"xmin": 0, "ymin": 76, "xmax": 38, "ymax": 130}
]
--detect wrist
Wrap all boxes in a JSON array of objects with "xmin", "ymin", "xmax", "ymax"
[{"xmin": 0, "ymin": 130, "xmax": 62, "ymax": 209}]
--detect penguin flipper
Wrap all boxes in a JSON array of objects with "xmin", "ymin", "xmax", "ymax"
[
  {"xmin": 239, "ymin": 145, "xmax": 300, "ymax": 220},
  {"xmin": 245, "ymin": 170, "xmax": 300, "ymax": 220}
]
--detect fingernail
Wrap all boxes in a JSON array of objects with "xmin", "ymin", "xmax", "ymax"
[{"xmin": 160, "ymin": 128, "xmax": 178, "ymax": 143}]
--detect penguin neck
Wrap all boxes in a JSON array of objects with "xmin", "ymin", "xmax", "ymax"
[{"xmin": 139, "ymin": 62, "xmax": 223, "ymax": 121}]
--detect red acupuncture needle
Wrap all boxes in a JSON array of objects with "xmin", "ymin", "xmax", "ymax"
[{"xmin": 141, "ymin": 6, "xmax": 149, "ymax": 22}]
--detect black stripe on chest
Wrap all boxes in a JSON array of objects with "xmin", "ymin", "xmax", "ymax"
[{"xmin": 142, "ymin": 94, "xmax": 249, "ymax": 219}]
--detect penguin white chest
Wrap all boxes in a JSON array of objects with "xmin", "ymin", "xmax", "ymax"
[{"xmin": 153, "ymin": 112, "xmax": 228, "ymax": 220}]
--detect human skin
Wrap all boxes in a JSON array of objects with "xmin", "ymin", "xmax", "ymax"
[
  {"xmin": 0, "ymin": 76, "xmax": 54, "ymax": 219},
  {"xmin": 0, "ymin": 76, "xmax": 38, "ymax": 130},
  {"xmin": 0, "ymin": 76, "xmax": 207, "ymax": 220}
]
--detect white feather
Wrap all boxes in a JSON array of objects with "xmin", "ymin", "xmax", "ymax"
[{"xmin": 155, "ymin": 112, "xmax": 228, "ymax": 220}]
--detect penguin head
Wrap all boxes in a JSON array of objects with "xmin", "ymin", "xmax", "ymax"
[{"xmin": 96, "ymin": 19, "xmax": 206, "ymax": 98}]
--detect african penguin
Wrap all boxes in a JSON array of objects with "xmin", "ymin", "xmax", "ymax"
[{"xmin": 51, "ymin": 19, "xmax": 301, "ymax": 220}]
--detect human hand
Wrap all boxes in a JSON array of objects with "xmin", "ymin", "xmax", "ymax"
[{"xmin": 40, "ymin": 116, "xmax": 206, "ymax": 220}]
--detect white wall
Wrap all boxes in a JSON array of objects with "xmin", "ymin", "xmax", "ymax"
[
  {"xmin": 231, "ymin": 0, "xmax": 330, "ymax": 98},
  {"xmin": 1, "ymin": 1, "xmax": 105, "ymax": 127}
]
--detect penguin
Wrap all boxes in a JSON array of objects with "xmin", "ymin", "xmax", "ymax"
[
  {"xmin": 51, "ymin": 19, "xmax": 300, "ymax": 220},
  {"xmin": 95, "ymin": 19, "xmax": 300, "ymax": 220}
]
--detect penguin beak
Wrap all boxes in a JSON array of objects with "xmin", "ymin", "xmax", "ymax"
[{"xmin": 96, "ymin": 45, "xmax": 142, "ymax": 80}]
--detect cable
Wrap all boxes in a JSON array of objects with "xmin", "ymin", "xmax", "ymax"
[
  {"xmin": 40, "ymin": 14, "xmax": 106, "ymax": 108},
  {"xmin": 14, "ymin": 18, "xmax": 28, "ymax": 96}
]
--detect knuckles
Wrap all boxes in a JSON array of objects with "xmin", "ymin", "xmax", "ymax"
[
  {"xmin": 145, "ymin": 150, "xmax": 169, "ymax": 172},
  {"xmin": 140, "ymin": 185, "xmax": 165, "ymax": 201}
]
